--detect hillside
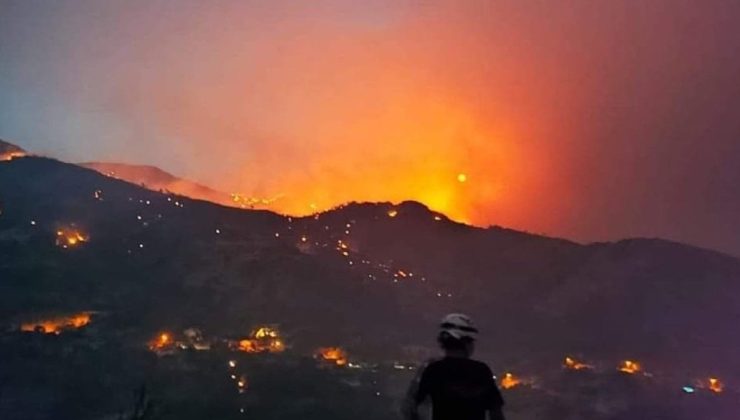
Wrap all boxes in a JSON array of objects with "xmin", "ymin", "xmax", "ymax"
[
  {"xmin": 80, "ymin": 161, "xmax": 233, "ymax": 206},
  {"xmin": 0, "ymin": 139, "xmax": 26, "ymax": 161},
  {"xmin": 1, "ymin": 156, "xmax": 739, "ymax": 419},
  {"xmin": 2, "ymin": 156, "xmax": 739, "ymax": 366}
]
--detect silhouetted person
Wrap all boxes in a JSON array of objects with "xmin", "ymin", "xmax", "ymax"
[{"xmin": 402, "ymin": 313, "xmax": 505, "ymax": 420}]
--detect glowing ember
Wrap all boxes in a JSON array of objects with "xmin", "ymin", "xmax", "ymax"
[
  {"xmin": 500, "ymin": 372, "xmax": 521, "ymax": 389},
  {"xmin": 149, "ymin": 332, "xmax": 174, "ymax": 350},
  {"xmin": 316, "ymin": 347, "xmax": 348, "ymax": 366},
  {"xmin": 55, "ymin": 227, "xmax": 89, "ymax": 248},
  {"xmin": 618, "ymin": 360, "xmax": 642, "ymax": 374},
  {"xmin": 707, "ymin": 377, "xmax": 723, "ymax": 393},
  {"xmin": 237, "ymin": 326, "xmax": 285, "ymax": 353},
  {"xmin": 0, "ymin": 151, "xmax": 26, "ymax": 161},
  {"xmin": 20, "ymin": 312, "xmax": 92, "ymax": 334},
  {"xmin": 563, "ymin": 356, "xmax": 593, "ymax": 371},
  {"xmin": 230, "ymin": 193, "xmax": 282, "ymax": 209}
]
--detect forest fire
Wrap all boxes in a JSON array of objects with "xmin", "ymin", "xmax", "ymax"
[
  {"xmin": 564, "ymin": 356, "xmax": 593, "ymax": 371},
  {"xmin": 20, "ymin": 312, "xmax": 92, "ymax": 334},
  {"xmin": 55, "ymin": 228, "xmax": 88, "ymax": 248},
  {"xmin": 316, "ymin": 347, "xmax": 348, "ymax": 366},
  {"xmin": 237, "ymin": 327, "xmax": 285, "ymax": 353},
  {"xmin": 618, "ymin": 360, "xmax": 642, "ymax": 374},
  {"xmin": 500, "ymin": 373, "xmax": 521, "ymax": 389}
]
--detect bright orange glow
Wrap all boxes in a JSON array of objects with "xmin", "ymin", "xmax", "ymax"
[
  {"xmin": 20, "ymin": 312, "xmax": 91, "ymax": 334},
  {"xmin": 563, "ymin": 356, "xmax": 593, "ymax": 371},
  {"xmin": 237, "ymin": 326, "xmax": 285, "ymax": 353},
  {"xmin": 55, "ymin": 227, "xmax": 88, "ymax": 248},
  {"xmin": 618, "ymin": 360, "xmax": 642, "ymax": 374},
  {"xmin": 316, "ymin": 347, "xmax": 348, "ymax": 366},
  {"xmin": 149, "ymin": 332, "xmax": 174, "ymax": 350},
  {"xmin": 707, "ymin": 378, "xmax": 723, "ymax": 393},
  {"xmin": 0, "ymin": 151, "xmax": 26, "ymax": 161},
  {"xmin": 500, "ymin": 373, "xmax": 521, "ymax": 389},
  {"xmin": 457, "ymin": 173, "xmax": 467, "ymax": 183}
]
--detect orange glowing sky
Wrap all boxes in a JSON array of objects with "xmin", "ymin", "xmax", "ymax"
[{"xmin": 2, "ymin": 1, "xmax": 739, "ymax": 255}]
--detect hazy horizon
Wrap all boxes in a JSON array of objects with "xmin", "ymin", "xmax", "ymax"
[{"xmin": 2, "ymin": 0, "xmax": 739, "ymax": 256}]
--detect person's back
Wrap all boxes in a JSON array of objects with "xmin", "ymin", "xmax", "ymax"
[{"xmin": 402, "ymin": 314, "xmax": 505, "ymax": 420}]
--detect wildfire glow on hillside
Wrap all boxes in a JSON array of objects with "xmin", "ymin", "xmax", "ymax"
[
  {"xmin": 564, "ymin": 356, "xmax": 593, "ymax": 371},
  {"xmin": 20, "ymin": 312, "xmax": 92, "ymax": 334},
  {"xmin": 500, "ymin": 373, "xmax": 522, "ymax": 390},
  {"xmin": 0, "ymin": 150, "xmax": 25, "ymax": 161},
  {"xmin": 238, "ymin": 327, "xmax": 285, "ymax": 353},
  {"xmin": 618, "ymin": 360, "xmax": 642, "ymax": 375},
  {"xmin": 55, "ymin": 227, "xmax": 88, "ymax": 248},
  {"xmin": 316, "ymin": 347, "xmax": 348, "ymax": 366},
  {"xmin": 149, "ymin": 332, "xmax": 173, "ymax": 351}
]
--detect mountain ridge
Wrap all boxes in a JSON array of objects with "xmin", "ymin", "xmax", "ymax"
[{"xmin": 1, "ymin": 156, "xmax": 738, "ymax": 378}]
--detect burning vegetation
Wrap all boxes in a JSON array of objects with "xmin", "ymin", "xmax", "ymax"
[
  {"xmin": 149, "ymin": 332, "xmax": 174, "ymax": 351},
  {"xmin": 564, "ymin": 356, "xmax": 593, "ymax": 371},
  {"xmin": 500, "ymin": 373, "xmax": 521, "ymax": 389},
  {"xmin": 0, "ymin": 150, "xmax": 26, "ymax": 161},
  {"xmin": 316, "ymin": 347, "xmax": 348, "ymax": 366},
  {"xmin": 618, "ymin": 360, "xmax": 642, "ymax": 374},
  {"xmin": 700, "ymin": 377, "xmax": 724, "ymax": 394},
  {"xmin": 55, "ymin": 227, "xmax": 89, "ymax": 248},
  {"xmin": 237, "ymin": 327, "xmax": 285, "ymax": 353},
  {"xmin": 20, "ymin": 312, "xmax": 92, "ymax": 334}
]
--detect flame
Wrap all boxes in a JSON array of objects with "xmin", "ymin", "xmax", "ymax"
[
  {"xmin": 0, "ymin": 151, "xmax": 26, "ymax": 161},
  {"xmin": 20, "ymin": 312, "xmax": 91, "ymax": 334},
  {"xmin": 238, "ymin": 326, "xmax": 285, "ymax": 353},
  {"xmin": 500, "ymin": 372, "xmax": 521, "ymax": 389},
  {"xmin": 230, "ymin": 193, "xmax": 283, "ymax": 209},
  {"xmin": 564, "ymin": 356, "xmax": 593, "ymax": 371},
  {"xmin": 618, "ymin": 360, "xmax": 641, "ymax": 374},
  {"xmin": 149, "ymin": 332, "xmax": 173, "ymax": 350},
  {"xmin": 707, "ymin": 377, "xmax": 723, "ymax": 393},
  {"xmin": 55, "ymin": 227, "xmax": 88, "ymax": 248},
  {"xmin": 316, "ymin": 347, "xmax": 348, "ymax": 366},
  {"xmin": 253, "ymin": 326, "xmax": 279, "ymax": 339}
]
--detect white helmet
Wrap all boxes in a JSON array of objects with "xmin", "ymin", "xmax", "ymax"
[{"xmin": 440, "ymin": 313, "xmax": 478, "ymax": 340}]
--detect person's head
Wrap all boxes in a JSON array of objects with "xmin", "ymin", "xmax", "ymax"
[{"xmin": 437, "ymin": 313, "xmax": 478, "ymax": 357}]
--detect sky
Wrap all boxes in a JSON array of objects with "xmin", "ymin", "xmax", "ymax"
[{"xmin": 1, "ymin": 0, "xmax": 739, "ymax": 256}]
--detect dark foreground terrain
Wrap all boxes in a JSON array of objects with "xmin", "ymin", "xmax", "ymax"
[{"xmin": 1, "ymin": 154, "xmax": 738, "ymax": 419}]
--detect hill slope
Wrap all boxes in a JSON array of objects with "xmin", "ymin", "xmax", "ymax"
[
  {"xmin": 0, "ymin": 139, "xmax": 26, "ymax": 161},
  {"xmin": 1, "ymin": 156, "xmax": 739, "ymax": 377},
  {"xmin": 80, "ymin": 161, "xmax": 232, "ymax": 206}
]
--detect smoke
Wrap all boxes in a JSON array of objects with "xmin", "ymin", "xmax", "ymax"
[{"xmin": 1, "ymin": 0, "xmax": 739, "ymax": 254}]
